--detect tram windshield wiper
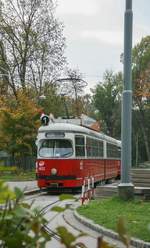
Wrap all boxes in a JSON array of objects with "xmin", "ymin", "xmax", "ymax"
[{"xmin": 61, "ymin": 152, "xmax": 72, "ymax": 157}]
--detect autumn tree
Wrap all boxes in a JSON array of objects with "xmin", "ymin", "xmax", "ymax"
[
  {"xmin": 0, "ymin": 91, "xmax": 40, "ymax": 157},
  {"xmin": 0, "ymin": 0, "xmax": 66, "ymax": 97},
  {"xmin": 68, "ymin": 94, "xmax": 94, "ymax": 118}
]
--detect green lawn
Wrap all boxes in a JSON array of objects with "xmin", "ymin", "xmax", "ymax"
[
  {"xmin": 77, "ymin": 197, "xmax": 150, "ymax": 242},
  {"xmin": 0, "ymin": 171, "xmax": 36, "ymax": 181}
]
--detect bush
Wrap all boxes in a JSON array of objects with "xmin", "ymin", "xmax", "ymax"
[{"xmin": 0, "ymin": 181, "xmax": 50, "ymax": 247}]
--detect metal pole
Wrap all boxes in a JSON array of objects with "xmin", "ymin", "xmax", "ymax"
[{"xmin": 118, "ymin": 0, "xmax": 134, "ymax": 200}]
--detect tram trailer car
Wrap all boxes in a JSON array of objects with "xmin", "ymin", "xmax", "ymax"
[{"xmin": 36, "ymin": 123, "xmax": 121, "ymax": 192}]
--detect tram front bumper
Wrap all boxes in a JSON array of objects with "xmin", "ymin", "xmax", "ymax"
[{"xmin": 37, "ymin": 175, "xmax": 82, "ymax": 189}]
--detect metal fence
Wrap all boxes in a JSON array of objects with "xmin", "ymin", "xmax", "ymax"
[{"xmin": 0, "ymin": 156, "xmax": 36, "ymax": 171}]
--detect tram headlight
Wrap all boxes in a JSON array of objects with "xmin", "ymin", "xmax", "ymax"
[{"xmin": 51, "ymin": 168, "xmax": 57, "ymax": 175}]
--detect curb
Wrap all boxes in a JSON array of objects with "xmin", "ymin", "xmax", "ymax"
[{"xmin": 74, "ymin": 210, "xmax": 150, "ymax": 248}]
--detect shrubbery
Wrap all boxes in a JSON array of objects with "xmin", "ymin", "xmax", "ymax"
[{"xmin": 0, "ymin": 181, "xmax": 50, "ymax": 247}]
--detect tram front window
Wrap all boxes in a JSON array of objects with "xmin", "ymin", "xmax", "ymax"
[{"xmin": 39, "ymin": 139, "xmax": 73, "ymax": 158}]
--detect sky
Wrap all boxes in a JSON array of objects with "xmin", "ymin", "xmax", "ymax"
[{"xmin": 56, "ymin": 0, "xmax": 150, "ymax": 92}]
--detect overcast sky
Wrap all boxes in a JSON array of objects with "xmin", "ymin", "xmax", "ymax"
[{"xmin": 56, "ymin": 0, "xmax": 150, "ymax": 92}]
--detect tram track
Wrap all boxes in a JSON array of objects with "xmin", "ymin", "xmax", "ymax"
[
  {"xmin": 38, "ymin": 196, "xmax": 90, "ymax": 248},
  {"xmin": 43, "ymin": 221, "xmax": 87, "ymax": 248},
  {"xmin": 24, "ymin": 191, "xmax": 45, "ymax": 201},
  {"xmin": 39, "ymin": 199, "xmax": 65, "ymax": 244},
  {"xmin": 24, "ymin": 191, "xmax": 102, "ymax": 248},
  {"xmin": 39, "ymin": 199, "xmax": 60, "ymax": 215},
  {"xmin": 25, "ymin": 192, "xmax": 85, "ymax": 247},
  {"xmin": 25, "ymin": 193, "xmax": 63, "ymax": 243},
  {"xmin": 44, "ymin": 224, "xmax": 61, "ymax": 242}
]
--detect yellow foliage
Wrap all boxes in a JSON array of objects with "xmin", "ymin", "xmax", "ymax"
[
  {"xmin": 0, "ymin": 90, "xmax": 41, "ymax": 155},
  {"xmin": 134, "ymin": 69, "xmax": 150, "ymax": 97}
]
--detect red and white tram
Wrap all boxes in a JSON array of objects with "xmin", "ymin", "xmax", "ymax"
[{"xmin": 36, "ymin": 116, "xmax": 121, "ymax": 192}]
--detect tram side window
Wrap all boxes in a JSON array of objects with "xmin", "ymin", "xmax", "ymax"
[
  {"xmin": 98, "ymin": 140, "xmax": 103, "ymax": 157},
  {"xmin": 86, "ymin": 137, "xmax": 103, "ymax": 157},
  {"xmin": 75, "ymin": 136, "xmax": 85, "ymax": 157},
  {"xmin": 117, "ymin": 147, "xmax": 121, "ymax": 158},
  {"xmin": 107, "ymin": 143, "xmax": 121, "ymax": 158},
  {"xmin": 86, "ymin": 138, "xmax": 92, "ymax": 157}
]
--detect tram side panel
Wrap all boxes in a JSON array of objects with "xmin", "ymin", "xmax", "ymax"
[
  {"xmin": 82, "ymin": 159, "xmax": 105, "ymax": 183},
  {"xmin": 104, "ymin": 159, "xmax": 121, "ymax": 181},
  {"xmin": 36, "ymin": 158, "xmax": 120, "ymax": 190}
]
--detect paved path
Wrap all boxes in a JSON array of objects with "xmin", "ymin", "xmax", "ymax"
[{"xmin": 6, "ymin": 180, "xmax": 38, "ymax": 192}]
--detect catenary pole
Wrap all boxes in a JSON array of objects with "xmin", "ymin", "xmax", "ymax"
[{"xmin": 118, "ymin": 0, "xmax": 134, "ymax": 199}]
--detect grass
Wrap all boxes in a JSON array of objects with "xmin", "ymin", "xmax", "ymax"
[
  {"xmin": 77, "ymin": 197, "xmax": 150, "ymax": 242},
  {"xmin": 0, "ymin": 170, "xmax": 36, "ymax": 181}
]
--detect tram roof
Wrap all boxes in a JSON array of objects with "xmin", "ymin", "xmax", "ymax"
[{"xmin": 38, "ymin": 123, "xmax": 121, "ymax": 146}]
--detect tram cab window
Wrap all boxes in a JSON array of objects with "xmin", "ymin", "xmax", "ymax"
[
  {"xmin": 39, "ymin": 139, "xmax": 73, "ymax": 158},
  {"xmin": 75, "ymin": 135, "xmax": 85, "ymax": 157}
]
